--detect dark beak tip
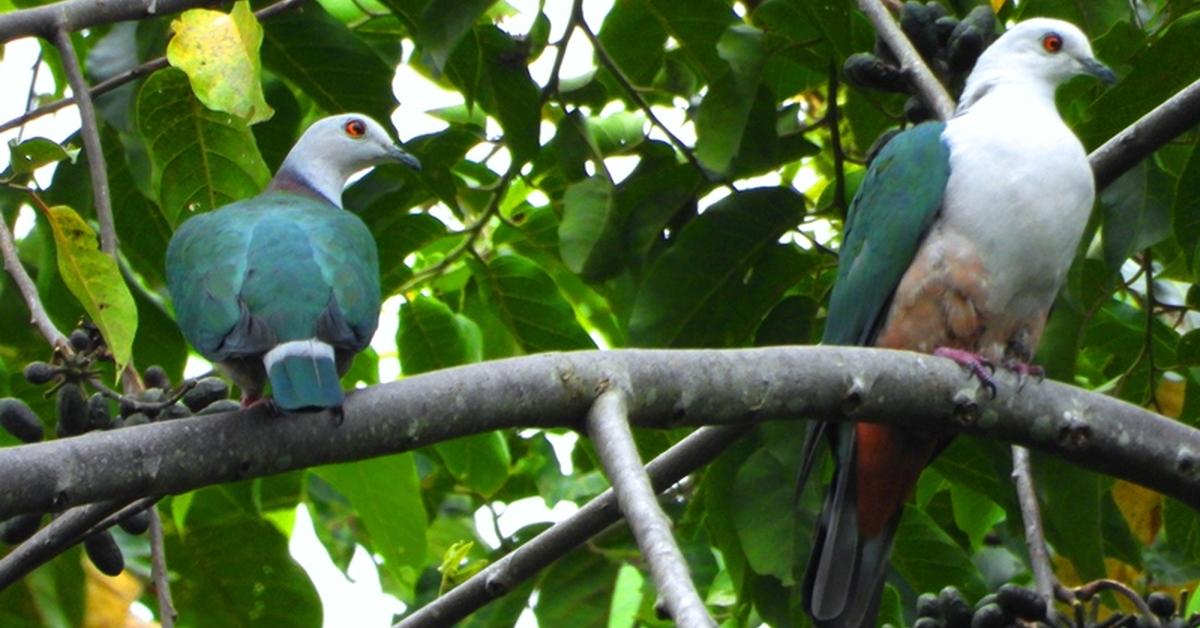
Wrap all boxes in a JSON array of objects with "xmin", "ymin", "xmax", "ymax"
[
  {"xmin": 1085, "ymin": 59, "xmax": 1117, "ymax": 84},
  {"xmin": 389, "ymin": 146, "xmax": 422, "ymax": 171}
]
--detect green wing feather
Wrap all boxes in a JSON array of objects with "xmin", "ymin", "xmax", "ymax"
[
  {"xmin": 822, "ymin": 121, "xmax": 951, "ymax": 346},
  {"xmin": 166, "ymin": 190, "xmax": 380, "ymax": 361}
]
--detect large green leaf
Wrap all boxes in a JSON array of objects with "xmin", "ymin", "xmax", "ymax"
[
  {"xmin": 0, "ymin": 546, "xmax": 84, "ymax": 628},
  {"xmin": 731, "ymin": 447, "xmax": 797, "ymax": 584},
  {"xmin": 168, "ymin": 485, "xmax": 321, "ymax": 626},
  {"xmin": 45, "ymin": 205, "xmax": 138, "ymax": 371},
  {"xmin": 1035, "ymin": 454, "xmax": 1107, "ymax": 581},
  {"xmin": 470, "ymin": 253, "xmax": 596, "ymax": 352},
  {"xmin": 628, "ymin": 187, "xmax": 806, "ymax": 347},
  {"xmin": 695, "ymin": 24, "xmax": 766, "ymax": 175},
  {"xmin": 417, "ymin": 0, "xmax": 498, "ymax": 73},
  {"xmin": 166, "ymin": 1, "xmax": 273, "ymax": 124},
  {"xmin": 534, "ymin": 545, "xmax": 618, "ymax": 628},
  {"xmin": 597, "ymin": 0, "xmax": 667, "ymax": 86},
  {"xmin": 559, "ymin": 176, "xmax": 624, "ymax": 281},
  {"xmin": 1100, "ymin": 161, "xmax": 1172, "ymax": 269},
  {"xmin": 891, "ymin": 505, "xmax": 987, "ymax": 602},
  {"xmin": 261, "ymin": 2, "xmax": 397, "ymax": 125},
  {"xmin": 314, "ymin": 453, "xmax": 428, "ymax": 600},
  {"xmin": 136, "ymin": 68, "xmax": 270, "ymax": 227}
]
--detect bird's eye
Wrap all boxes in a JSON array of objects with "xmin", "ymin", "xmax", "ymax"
[
  {"xmin": 344, "ymin": 119, "xmax": 367, "ymax": 138},
  {"xmin": 1042, "ymin": 33, "xmax": 1063, "ymax": 53}
]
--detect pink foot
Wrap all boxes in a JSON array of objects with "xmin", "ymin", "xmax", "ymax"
[{"xmin": 933, "ymin": 347, "xmax": 997, "ymax": 398}]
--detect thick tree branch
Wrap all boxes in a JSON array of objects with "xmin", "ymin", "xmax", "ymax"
[
  {"xmin": 1090, "ymin": 77, "xmax": 1200, "ymax": 189},
  {"xmin": 585, "ymin": 389, "xmax": 714, "ymax": 628},
  {"xmin": 0, "ymin": 0, "xmax": 218, "ymax": 43},
  {"xmin": 0, "ymin": 347, "xmax": 1196, "ymax": 525},
  {"xmin": 397, "ymin": 425, "xmax": 748, "ymax": 627},
  {"xmin": 855, "ymin": 0, "xmax": 956, "ymax": 119}
]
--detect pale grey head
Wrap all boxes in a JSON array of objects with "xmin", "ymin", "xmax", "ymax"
[
  {"xmin": 271, "ymin": 113, "xmax": 421, "ymax": 207},
  {"xmin": 959, "ymin": 18, "xmax": 1114, "ymax": 109}
]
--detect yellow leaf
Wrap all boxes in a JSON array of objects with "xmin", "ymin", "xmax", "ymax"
[
  {"xmin": 1154, "ymin": 372, "xmax": 1185, "ymax": 418},
  {"xmin": 45, "ymin": 206, "xmax": 138, "ymax": 371},
  {"xmin": 84, "ymin": 558, "xmax": 156, "ymax": 628},
  {"xmin": 990, "ymin": 0, "xmax": 1006, "ymax": 12},
  {"xmin": 1112, "ymin": 480, "xmax": 1162, "ymax": 545},
  {"xmin": 166, "ymin": 1, "xmax": 273, "ymax": 124}
]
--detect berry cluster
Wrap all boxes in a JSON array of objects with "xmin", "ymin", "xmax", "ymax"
[
  {"xmin": 0, "ymin": 326, "xmax": 235, "ymax": 575},
  {"xmin": 844, "ymin": 2, "xmax": 997, "ymax": 122},
  {"xmin": 903, "ymin": 585, "xmax": 1200, "ymax": 628}
]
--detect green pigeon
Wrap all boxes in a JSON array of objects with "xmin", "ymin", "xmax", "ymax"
[
  {"xmin": 801, "ymin": 19, "xmax": 1114, "ymax": 627},
  {"xmin": 166, "ymin": 113, "xmax": 420, "ymax": 411}
]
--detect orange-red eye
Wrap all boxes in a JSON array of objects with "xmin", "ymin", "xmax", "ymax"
[
  {"xmin": 344, "ymin": 119, "xmax": 366, "ymax": 138},
  {"xmin": 1042, "ymin": 33, "xmax": 1063, "ymax": 53}
]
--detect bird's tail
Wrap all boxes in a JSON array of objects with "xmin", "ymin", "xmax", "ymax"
[
  {"xmin": 801, "ymin": 422, "xmax": 933, "ymax": 628},
  {"xmin": 263, "ymin": 339, "xmax": 344, "ymax": 411}
]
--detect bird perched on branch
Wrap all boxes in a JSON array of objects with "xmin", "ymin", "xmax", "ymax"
[
  {"xmin": 801, "ymin": 18, "xmax": 1114, "ymax": 627},
  {"xmin": 166, "ymin": 113, "xmax": 421, "ymax": 411}
]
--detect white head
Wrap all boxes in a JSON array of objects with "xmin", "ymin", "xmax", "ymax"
[
  {"xmin": 959, "ymin": 18, "xmax": 1115, "ymax": 110},
  {"xmin": 271, "ymin": 113, "xmax": 421, "ymax": 207}
]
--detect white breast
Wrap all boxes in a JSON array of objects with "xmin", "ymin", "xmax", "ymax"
[{"xmin": 939, "ymin": 86, "xmax": 1095, "ymax": 318}]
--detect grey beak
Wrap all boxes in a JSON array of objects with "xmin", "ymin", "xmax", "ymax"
[
  {"xmin": 387, "ymin": 145, "xmax": 422, "ymax": 171},
  {"xmin": 1082, "ymin": 57, "xmax": 1117, "ymax": 84}
]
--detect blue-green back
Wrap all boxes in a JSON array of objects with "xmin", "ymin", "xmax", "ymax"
[
  {"xmin": 166, "ymin": 190, "xmax": 380, "ymax": 360},
  {"xmin": 822, "ymin": 122, "xmax": 951, "ymax": 346}
]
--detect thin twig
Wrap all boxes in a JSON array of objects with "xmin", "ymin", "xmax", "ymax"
[
  {"xmin": 0, "ymin": 0, "xmax": 308, "ymax": 136},
  {"xmin": 396, "ymin": 425, "xmax": 748, "ymax": 627},
  {"xmin": 1074, "ymin": 579, "xmax": 1159, "ymax": 625},
  {"xmin": 17, "ymin": 48, "xmax": 43, "ymax": 143},
  {"xmin": 51, "ymin": 25, "xmax": 116, "ymax": 257},
  {"xmin": 1090, "ymin": 77, "xmax": 1200, "ymax": 189},
  {"xmin": 0, "ymin": 208, "xmax": 68, "ymax": 348},
  {"xmin": 855, "ymin": 0, "xmax": 956, "ymax": 119},
  {"xmin": 585, "ymin": 389, "xmax": 714, "ymax": 627},
  {"xmin": 1011, "ymin": 446, "xmax": 1061, "ymax": 623},
  {"xmin": 577, "ymin": 20, "xmax": 715, "ymax": 182},
  {"xmin": 826, "ymin": 60, "xmax": 847, "ymax": 219},
  {"xmin": 148, "ymin": 507, "xmax": 176, "ymax": 627},
  {"xmin": 540, "ymin": 0, "xmax": 583, "ymax": 100}
]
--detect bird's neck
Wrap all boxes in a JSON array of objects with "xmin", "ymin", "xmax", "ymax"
[
  {"xmin": 269, "ymin": 148, "xmax": 350, "ymax": 209},
  {"xmin": 957, "ymin": 64, "xmax": 1059, "ymax": 116}
]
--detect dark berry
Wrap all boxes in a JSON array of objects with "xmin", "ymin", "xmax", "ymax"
[
  {"xmin": 55, "ymin": 383, "xmax": 88, "ymax": 437},
  {"xmin": 0, "ymin": 398, "xmax": 44, "ymax": 443},
  {"xmin": 117, "ymin": 508, "xmax": 151, "ymax": 535},
  {"xmin": 198, "ymin": 399, "xmax": 240, "ymax": 416},
  {"xmin": 160, "ymin": 403, "xmax": 192, "ymax": 420},
  {"xmin": 974, "ymin": 593, "xmax": 997, "ymax": 610},
  {"xmin": 83, "ymin": 530, "xmax": 124, "ymax": 576},
  {"xmin": 22, "ymin": 362, "xmax": 57, "ymax": 385},
  {"xmin": 900, "ymin": 1, "xmax": 940, "ymax": 61},
  {"xmin": 913, "ymin": 617, "xmax": 943, "ymax": 628},
  {"xmin": 68, "ymin": 329, "xmax": 92, "ymax": 353},
  {"xmin": 996, "ymin": 584, "xmax": 1046, "ymax": 621},
  {"xmin": 143, "ymin": 365, "xmax": 170, "ymax": 390},
  {"xmin": 1146, "ymin": 591, "xmax": 1176, "ymax": 618},
  {"xmin": 940, "ymin": 585, "xmax": 973, "ymax": 628},
  {"xmin": 844, "ymin": 53, "xmax": 910, "ymax": 93},
  {"xmin": 86, "ymin": 393, "xmax": 111, "ymax": 431},
  {"xmin": 917, "ymin": 592, "xmax": 941, "ymax": 618},
  {"xmin": 970, "ymin": 603, "xmax": 1006, "ymax": 628},
  {"xmin": 123, "ymin": 413, "xmax": 150, "ymax": 428},
  {"xmin": 183, "ymin": 377, "xmax": 230, "ymax": 413},
  {"xmin": 0, "ymin": 512, "xmax": 44, "ymax": 544}
]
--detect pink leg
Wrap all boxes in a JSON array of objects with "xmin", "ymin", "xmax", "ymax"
[
  {"xmin": 1002, "ymin": 359, "xmax": 1045, "ymax": 390},
  {"xmin": 933, "ymin": 347, "xmax": 997, "ymax": 398}
]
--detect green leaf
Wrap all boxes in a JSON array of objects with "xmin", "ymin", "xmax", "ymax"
[
  {"xmin": 628, "ymin": 187, "xmax": 806, "ymax": 347},
  {"xmin": 695, "ymin": 24, "xmax": 767, "ymax": 175},
  {"xmin": 559, "ymin": 176, "xmax": 624, "ymax": 281},
  {"xmin": 433, "ymin": 432, "xmax": 511, "ymax": 498},
  {"xmin": 44, "ymin": 205, "xmax": 137, "ymax": 371},
  {"xmin": 471, "ymin": 253, "xmax": 596, "ymax": 352},
  {"xmin": 136, "ymin": 68, "xmax": 270, "ymax": 227},
  {"xmin": 168, "ymin": 484, "xmax": 321, "ymax": 626},
  {"xmin": 314, "ymin": 453, "xmax": 428, "ymax": 599},
  {"xmin": 261, "ymin": 2, "xmax": 398, "ymax": 125},
  {"xmin": 597, "ymin": 1, "xmax": 667, "ymax": 86},
  {"xmin": 949, "ymin": 482, "xmax": 1006, "ymax": 550},
  {"xmin": 1035, "ymin": 454, "xmax": 1107, "ymax": 581},
  {"xmin": 1101, "ymin": 161, "xmax": 1172, "ymax": 269},
  {"xmin": 637, "ymin": 0, "xmax": 736, "ymax": 82},
  {"xmin": 891, "ymin": 505, "xmax": 987, "ymax": 602},
  {"xmin": 398, "ymin": 294, "xmax": 482, "ymax": 373},
  {"xmin": 4, "ymin": 137, "xmax": 74, "ymax": 178},
  {"xmin": 0, "ymin": 546, "xmax": 84, "ymax": 628},
  {"xmin": 534, "ymin": 545, "xmax": 618, "ymax": 628},
  {"xmin": 731, "ymin": 447, "xmax": 796, "ymax": 584},
  {"xmin": 1164, "ymin": 496, "xmax": 1200, "ymax": 563},
  {"xmin": 166, "ymin": 1, "xmax": 273, "ymax": 124},
  {"xmin": 607, "ymin": 563, "xmax": 645, "ymax": 628},
  {"xmin": 418, "ymin": 0, "xmax": 498, "ymax": 73},
  {"xmin": 1174, "ymin": 142, "xmax": 1200, "ymax": 271}
]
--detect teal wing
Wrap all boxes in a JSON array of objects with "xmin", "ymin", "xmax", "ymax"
[
  {"xmin": 166, "ymin": 191, "xmax": 381, "ymax": 362},
  {"xmin": 822, "ymin": 121, "xmax": 951, "ymax": 346}
]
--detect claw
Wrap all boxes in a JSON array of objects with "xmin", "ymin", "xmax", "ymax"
[
  {"xmin": 933, "ymin": 347, "xmax": 998, "ymax": 399},
  {"xmin": 1002, "ymin": 359, "xmax": 1045, "ymax": 392}
]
